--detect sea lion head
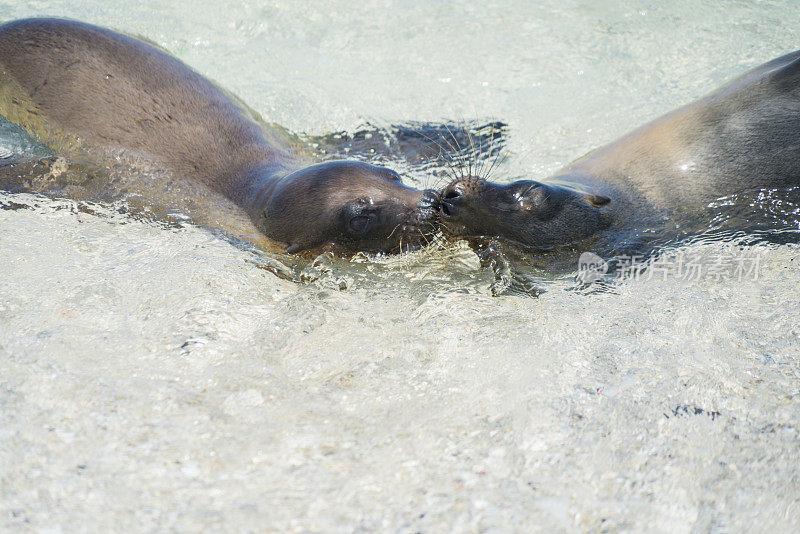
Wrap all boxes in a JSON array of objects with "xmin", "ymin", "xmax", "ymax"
[
  {"xmin": 438, "ymin": 176, "xmax": 612, "ymax": 250},
  {"xmin": 260, "ymin": 160, "xmax": 440, "ymax": 255}
]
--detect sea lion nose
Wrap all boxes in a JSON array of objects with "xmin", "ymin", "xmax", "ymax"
[
  {"xmin": 418, "ymin": 189, "xmax": 439, "ymax": 208},
  {"xmin": 416, "ymin": 189, "xmax": 440, "ymax": 220},
  {"xmin": 439, "ymin": 183, "xmax": 463, "ymax": 218}
]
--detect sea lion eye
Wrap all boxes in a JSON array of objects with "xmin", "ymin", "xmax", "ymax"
[
  {"xmin": 513, "ymin": 184, "xmax": 545, "ymax": 210},
  {"xmin": 349, "ymin": 215, "xmax": 371, "ymax": 233},
  {"xmin": 506, "ymin": 180, "xmax": 543, "ymax": 207},
  {"xmin": 515, "ymin": 184, "xmax": 540, "ymax": 202}
]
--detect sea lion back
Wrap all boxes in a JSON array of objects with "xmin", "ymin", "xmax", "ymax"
[
  {"xmin": 562, "ymin": 49, "xmax": 800, "ymax": 209},
  {"xmin": 0, "ymin": 18, "xmax": 278, "ymax": 196}
]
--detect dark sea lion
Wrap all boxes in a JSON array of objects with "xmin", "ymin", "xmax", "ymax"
[
  {"xmin": 0, "ymin": 18, "xmax": 440, "ymax": 257},
  {"xmin": 440, "ymin": 50, "xmax": 800, "ymax": 265}
]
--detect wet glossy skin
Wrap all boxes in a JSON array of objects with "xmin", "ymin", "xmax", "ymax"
[
  {"xmin": 0, "ymin": 18, "xmax": 440, "ymax": 257},
  {"xmin": 439, "ymin": 175, "xmax": 612, "ymax": 251},
  {"xmin": 256, "ymin": 160, "xmax": 440, "ymax": 255},
  {"xmin": 439, "ymin": 49, "xmax": 800, "ymax": 255}
]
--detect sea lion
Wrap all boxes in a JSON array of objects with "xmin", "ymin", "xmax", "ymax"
[
  {"xmin": 439, "ymin": 49, "xmax": 800, "ymax": 262},
  {"xmin": 0, "ymin": 18, "xmax": 440, "ymax": 256}
]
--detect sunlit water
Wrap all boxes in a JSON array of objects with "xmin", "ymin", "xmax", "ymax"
[{"xmin": 2, "ymin": 1, "xmax": 800, "ymax": 531}]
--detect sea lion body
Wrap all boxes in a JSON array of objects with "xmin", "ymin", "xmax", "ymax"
[
  {"xmin": 441, "ymin": 50, "xmax": 800, "ymax": 254},
  {"xmin": 0, "ymin": 18, "xmax": 438, "ymax": 255}
]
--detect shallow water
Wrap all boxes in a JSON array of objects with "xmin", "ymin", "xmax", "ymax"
[{"xmin": 1, "ymin": 1, "xmax": 800, "ymax": 532}]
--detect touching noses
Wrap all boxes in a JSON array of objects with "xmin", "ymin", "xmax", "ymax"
[{"xmin": 440, "ymin": 181, "xmax": 468, "ymax": 218}]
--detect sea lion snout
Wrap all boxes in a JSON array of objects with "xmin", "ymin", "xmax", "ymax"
[
  {"xmin": 417, "ymin": 189, "xmax": 441, "ymax": 218},
  {"xmin": 438, "ymin": 175, "xmax": 614, "ymax": 250},
  {"xmin": 440, "ymin": 177, "xmax": 485, "ymax": 219},
  {"xmin": 396, "ymin": 188, "xmax": 440, "ymax": 241},
  {"xmin": 440, "ymin": 186, "xmax": 461, "ymax": 218},
  {"xmin": 256, "ymin": 161, "xmax": 443, "ymax": 254}
]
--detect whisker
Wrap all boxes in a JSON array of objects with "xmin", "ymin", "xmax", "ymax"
[
  {"xmin": 479, "ymin": 124, "xmax": 499, "ymax": 180},
  {"xmin": 444, "ymin": 121, "xmax": 472, "ymax": 184},
  {"xmin": 411, "ymin": 128, "xmax": 456, "ymax": 161},
  {"xmin": 475, "ymin": 116, "xmax": 487, "ymax": 181},
  {"xmin": 416, "ymin": 229, "xmax": 436, "ymax": 261},
  {"xmin": 440, "ymin": 137, "xmax": 465, "ymax": 181},
  {"xmin": 479, "ymin": 121, "xmax": 503, "ymax": 180},
  {"xmin": 387, "ymin": 221, "xmax": 404, "ymax": 240},
  {"xmin": 440, "ymin": 122, "xmax": 463, "ymax": 155},
  {"xmin": 417, "ymin": 228, "xmax": 444, "ymax": 261},
  {"xmin": 442, "ymin": 122, "xmax": 472, "ymax": 181},
  {"xmin": 429, "ymin": 167, "xmax": 458, "ymax": 190},
  {"xmin": 409, "ymin": 127, "xmax": 466, "ymax": 182},
  {"xmin": 483, "ymin": 142, "xmax": 509, "ymax": 182},
  {"xmin": 466, "ymin": 120, "xmax": 477, "ymax": 179}
]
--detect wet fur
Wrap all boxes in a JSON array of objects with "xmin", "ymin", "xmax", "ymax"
[
  {"xmin": 0, "ymin": 18, "xmax": 438, "ymax": 255},
  {"xmin": 440, "ymin": 50, "xmax": 800, "ymax": 254}
]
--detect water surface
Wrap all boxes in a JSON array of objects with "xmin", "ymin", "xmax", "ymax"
[{"xmin": 1, "ymin": 1, "xmax": 799, "ymax": 531}]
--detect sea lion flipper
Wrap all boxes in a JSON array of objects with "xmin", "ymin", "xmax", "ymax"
[
  {"xmin": 250, "ymin": 253, "xmax": 303, "ymax": 283},
  {"xmin": 391, "ymin": 120, "xmax": 507, "ymax": 165},
  {"xmin": 495, "ymin": 268, "xmax": 543, "ymax": 298},
  {"xmin": 475, "ymin": 240, "xmax": 541, "ymax": 298},
  {"xmin": 305, "ymin": 121, "xmax": 507, "ymax": 168}
]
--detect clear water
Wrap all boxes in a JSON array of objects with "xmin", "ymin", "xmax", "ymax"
[{"xmin": 2, "ymin": 1, "xmax": 800, "ymax": 531}]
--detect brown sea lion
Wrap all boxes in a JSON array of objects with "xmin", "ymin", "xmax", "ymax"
[
  {"xmin": 0, "ymin": 18, "xmax": 440, "ymax": 257},
  {"xmin": 439, "ymin": 50, "xmax": 800, "ymax": 265}
]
